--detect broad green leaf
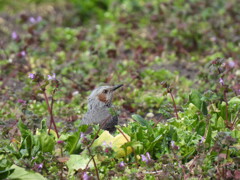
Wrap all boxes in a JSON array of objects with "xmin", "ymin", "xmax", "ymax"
[
  {"xmin": 229, "ymin": 97, "xmax": 240, "ymax": 105},
  {"xmin": 66, "ymin": 155, "xmax": 92, "ymax": 177},
  {"xmin": 8, "ymin": 165, "xmax": 46, "ymax": 180},
  {"xmin": 39, "ymin": 132, "xmax": 55, "ymax": 153},
  {"xmin": 189, "ymin": 90, "xmax": 202, "ymax": 110},
  {"xmin": 66, "ymin": 125, "xmax": 89, "ymax": 154}
]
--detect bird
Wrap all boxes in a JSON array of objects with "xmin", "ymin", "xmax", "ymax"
[{"xmin": 80, "ymin": 84, "xmax": 123, "ymax": 133}]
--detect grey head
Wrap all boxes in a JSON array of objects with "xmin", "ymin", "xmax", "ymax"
[
  {"xmin": 87, "ymin": 84, "xmax": 123, "ymax": 110},
  {"xmin": 81, "ymin": 84, "xmax": 123, "ymax": 132}
]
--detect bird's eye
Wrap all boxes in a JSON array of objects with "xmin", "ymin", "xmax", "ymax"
[{"xmin": 103, "ymin": 89, "xmax": 108, "ymax": 94}]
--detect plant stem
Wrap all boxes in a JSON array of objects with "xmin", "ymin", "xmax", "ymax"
[
  {"xmin": 223, "ymin": 89, "xmax": 229, "ymax": 128},
  {"xmin": 87, "ymin": 147, "xmax": 100, "ymax": 180},
  {"xmin": 169, "ymin": 92, "xmax": 179, "ymax": 119},
  {"xmin": 38, "ymin": 82, "xmax": 59, "ymax": 138},
  {"xmin": 116, "ymin": 127, "xmax": 139, "ymax": 166}
]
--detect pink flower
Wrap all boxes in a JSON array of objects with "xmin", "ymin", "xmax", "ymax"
[
  {"xmin": 17, "ymin": 99, "xmax": 26, "ymax": 104},
  {"xmin": 57, "ymin": 140, "xmax": 64, "ymax": 144}
]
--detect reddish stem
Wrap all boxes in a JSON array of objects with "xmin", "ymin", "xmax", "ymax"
[
  {"xmin": 223, "ymin": 89, "xmax": 229, "ymax": 127},
  {"xmin": 38, "ymin": 82, "xmax": 59, "ymax": 138},
  {"xmin": 169, "ymin": 92, "xmax": 179, "ymax": 119}
]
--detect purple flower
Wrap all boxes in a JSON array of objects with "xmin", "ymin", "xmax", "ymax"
[
  {"xmin": 37, "ymin": 163, "xmax": 43, "ymax": 169},
  {"xmin": 29, "ymin": 17, "xmax": 36, "ymax": 23},
  {"xmin": 29, "ymin": 16, "xmax": 42, "ymax": 24},
  {"xmin": 219, "ymin": 78, "xmax": 224, "ymax": 86},
  {"xmin": 82, "ymin": 172, "xmax": 90, "ymax": 180},
  {"xmin": 141, "ymin": 152, "xmax": 154, "ymax": 167},
  {"xmin": 116, "ymin": 161, "xmax": 126, "ymax": 172},
  {"xmin": 36, "ymin": 16, "xmax": 42, "ymax": 22},
  {"xmin": 200, "ymin": 136, "xmax": 205, "ymax": 143},
  {"xmin": 17, "ymin": 99, "xmax": 26, "ymax": 104},
  {"xmin": 119, "ymin": 161, "xmax": 125, "ymax": 167},
  {"xmin": 228, "ymin": 60, "xmax": 235, "ymax": 68},
  {"xmin": 141, "ymin": 152, "xmax": 151, "ymax": 162},
  {"xmin": 80, "ymin": 132, "xmax": 85, "ymax": 138},
  {"xmin": 29, "ymin": 73, "xmax": 35, "ymax": 79},
  {"xmin": 57, "ymin": 140, "xmax": 64, "ymax": 144},
  {"xmin": 48, "ymin": 73, "xmax": 56, "ymax": 80},
  {"xmin": 11, "ymin": 32, "xmax": 19, "ymax": 40},
  {"xmin": 170, "ymin": 140, "xmax": 179, "ymax": 150},
  {"xmin": 146, "ymin": 152, "xmax": 151, "ymax": 159},
  {"xmin": 20, "ymin": 51, "xmax": 26, "ymax": 57}
]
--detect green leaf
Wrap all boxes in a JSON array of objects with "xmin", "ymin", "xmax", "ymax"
[
  {"xmin": 132, "ymin": 114, "xmax": 149, "ymax": 127},
  {"xmin": 0, "ymin": 168, "xmax": 15, "ymax": 179},
  {"xmin": 41, "ymin": 119, "xmax": 47, "ymax": 131},
  {"xmin": 201, "ymin": 101, "xmax": 208, "ymax": 115},
  {"xmin": 206, "ymin": 125, "xmax": 212, "ymax": 147},
  {"xmin": 66, "ymin": 125, "xmax": 88, "ymax": 154},
  {"xmin": 18, "ymin": 120, "xmax": 32, "ymax": 139},
  {"xmin": 196, "ymin": 121, "xmax": 206, "ymax": 136},
  {"xmin": 66, "ymin": 155, "xmax": 92, "ymax": 177},
  {"xmin": 189, "ymin": 90, "xmax": 202, "ymax": 109},
  {"xmin": 39, "ymin": 133, "xmax": 55, "ymax": 153},
  {"xmin": 8, "ymin": 165, "xmax": 46, "ymax": 180}
]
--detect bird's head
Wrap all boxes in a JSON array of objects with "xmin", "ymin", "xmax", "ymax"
[{"xmin": 88, "ymin": 84, "xmax": 123, "ymax": 109}]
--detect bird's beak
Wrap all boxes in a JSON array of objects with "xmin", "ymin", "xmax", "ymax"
[{"xmin": 112, "ymin": 84, "xmax": 123, "ymax": 91}]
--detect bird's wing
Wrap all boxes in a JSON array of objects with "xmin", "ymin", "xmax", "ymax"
[{"xmin": 80, "ymin": 108, "xmax": 111, "ymax": 125}]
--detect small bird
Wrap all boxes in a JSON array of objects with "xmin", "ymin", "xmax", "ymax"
[{"xmin": 81, "ymin": 84, "xmax": 123, "ymax": 133}]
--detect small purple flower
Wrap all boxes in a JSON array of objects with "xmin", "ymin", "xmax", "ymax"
[
  {"xmin": 11, "ymin": 32, "xmax": 18, "ymax": 40},
  {"xmin": 219, "ymin": 78, "xmax": 224, "ymax": 86},
  {"xmin": 228, "ymin": 60, "xmax": 235, "ymax": 68},
  {"xmin": 80, "ymin": 132, "xmax": 85, "ymax": 138},
  {"xmin": 29, "ymin": 17, "xmax": 36, "ymax": 23},
  {"xmin": 200, "ymin": 136, "xmax": 205, "ymax": 143},
  {"xmin": 119, "ymin": 161, "xmax": 125, "ymax": 167},
  {"xmin": 82, "ymin": 172, "xmax": 90, "ymax": 180},
  {"xmin": 141, "ymin": 152, "xmax": 154, "ymax": 167},
  {"xmin": 57, "ymin": 140, "xmax": 64, "ymax": 144},
  {"xmin": 29, "ymin": 16, "xmax": 42, "ymax": 24},
  {"xmin": 141, "ymin": 154, "xmax": 147, "ymax": 162},
  {"xmin": 36, "ymin": 16, "xmax": 42, "ymax": 22},
  {"xmin": 146, "ymin": 152, "xmax": 151, "ymax": 159},
  {"xmin": 32, "ymin": 157, "xmax": 36, "ymax": 160},
  {"xmin": 20, "ymin": 51, "xmax": 26, "ymax": 57},
  {"xmin": 17, "ymin": 99, "xmax": 26, "ymax": 104},
  {"xmin": 141, "ymin": 152, "xmax": 151, "ymax": 162},
  {"xmin": 37, "ymin": 163, "xmax": 43, "ymax": 169},
  {"xmin": 170, "ymin": 140, "xmax": 179, "ymax": 150},
  {"xmin": 48, "ymin": 73, "xmax": 56, "ymax": 80},
  {"xmin": 29, "ymin": 73, "xmax": 35, "ymax": 79},
  {"xmin": 116, "ymin": 161, "xmax": 126, "ymax": 172}
]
